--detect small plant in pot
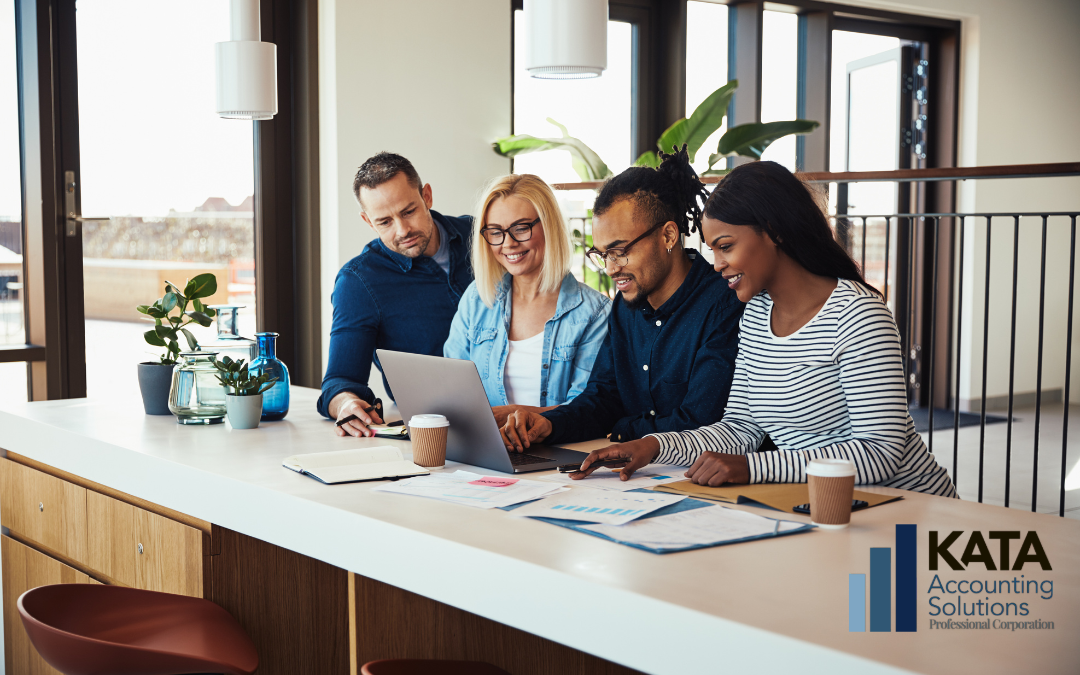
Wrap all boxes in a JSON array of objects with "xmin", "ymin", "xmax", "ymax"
[
  {"xmin": 213, "ymin": 356, "xmax": 277, "ymax": 430},
  {"xmin": 136, "ymin": 274, "xmax": 218, "ymax": 415}
]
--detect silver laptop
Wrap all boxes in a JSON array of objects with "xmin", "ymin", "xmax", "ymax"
[{"xmin": 376, "ymin": 350, "xmax": 588, "ymax": 474}]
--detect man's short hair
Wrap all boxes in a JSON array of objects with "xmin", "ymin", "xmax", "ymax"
[{"xmin": 352, "ymin": 152, "xmax": 423, "ymax": 210}]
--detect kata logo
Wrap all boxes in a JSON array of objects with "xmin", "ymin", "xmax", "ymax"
[{"xmin": 848, "ymin": 526, "xmax": 1054, "ymax": 632}]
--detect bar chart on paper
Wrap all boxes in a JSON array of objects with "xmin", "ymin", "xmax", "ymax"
[{"xmin": 510, "ymin": 489, "xmax": 686, "ymax": 525}]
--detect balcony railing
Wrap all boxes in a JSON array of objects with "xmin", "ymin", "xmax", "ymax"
[{"xmin": 555, "ymin": 162, "xmax": 1080, "ymax": 518}]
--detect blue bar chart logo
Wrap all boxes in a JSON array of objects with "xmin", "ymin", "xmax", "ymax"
[{"xmin": 849, "ymin": 524, "xmax": 917, "ymax": 632}]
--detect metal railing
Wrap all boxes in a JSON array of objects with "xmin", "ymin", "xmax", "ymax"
[{"xmin": 555, "ymin": 162, "xmax": 1080, "ymax": 517}]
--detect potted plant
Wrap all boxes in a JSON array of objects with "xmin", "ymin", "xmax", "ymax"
[
  {"xmin": 135, "ymin": 273, "xmax": 218, "ymax": 415},
  {"xmin": 212, "ymin": 356, "xmax": 277, "ymax": 429}
]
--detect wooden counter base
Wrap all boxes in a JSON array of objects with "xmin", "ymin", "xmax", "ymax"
[{"xmin": 350, "ymin": 572, "xmax": 643, "ymax": 675}]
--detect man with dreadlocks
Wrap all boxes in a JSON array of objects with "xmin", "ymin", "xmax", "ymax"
[{"xmin": 500, "ymin": 147, "xmax": 743, "ymax": 451}]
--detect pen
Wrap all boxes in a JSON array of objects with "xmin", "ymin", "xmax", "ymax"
[{"xmin": 335, "ymin": 398, "xmax": 384, "ymax": 427}]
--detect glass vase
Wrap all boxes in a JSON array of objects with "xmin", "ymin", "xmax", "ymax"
[
  {"xmin": 202, "ymin": 304, "xmax": 257, "ymax": 363},
  {"xmin": 168, "ymin": 352, "xmax": 227, "ymax": 424},
  {"xmin": 251, "ymin": 332, "xmax": 290, "ymax": 421}
]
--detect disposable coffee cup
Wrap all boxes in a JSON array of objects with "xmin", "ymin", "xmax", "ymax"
[
  {"xmin": 807, "ymin": 459, "xmax": 857, "ymax": 529},
  {"xmin": 408, "ymin": 414, "xmax": 450, "ymax": 469}
]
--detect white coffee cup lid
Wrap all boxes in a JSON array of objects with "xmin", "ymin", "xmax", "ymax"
[
  {"xmin": 806, "ymin": 458, "xmax": 856, "ymax": 477},
  {"xmin": 409, "ymin": 414, "xmax": 449, "ymax": 429}
]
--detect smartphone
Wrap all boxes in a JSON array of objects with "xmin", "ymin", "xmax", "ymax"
[
  {"xmin": 557, "ymin": 459, "xmax": 628, "ymax": 473},
  {"xmin": 792, "ymin": 499, "xmax": 868, "ymax": 515}
]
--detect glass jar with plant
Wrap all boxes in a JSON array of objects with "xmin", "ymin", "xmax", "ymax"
[
  {"xmin": 213, "ymin": 356, "xmax": 278, "ymax": 430},
  {"xmin": 135, "ymin": 273, "xmax": 219, "ymax": 415}
]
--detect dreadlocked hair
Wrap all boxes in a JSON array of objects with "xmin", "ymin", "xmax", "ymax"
[
  {"xmin": 704, "ymin": 160, "xmax": 880, "ymax": 295},
  {"xmin": 593, "ymin": 145, "xmax": 710, "ymax": 237}
]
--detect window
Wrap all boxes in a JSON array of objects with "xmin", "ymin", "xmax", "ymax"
[
  {"xmin": 75, "ymin": 0, "xmax": 255, "ymax": 397},
  {"xmin": 0, "ymin": 0, "xmax": 26, "ymax": 404},
  {"xmin": 512, "ymin": 10, "xmax": 634, "ymax": 184},
  {"xmin": 684, "ymin": 1, "xmax": 728, "ymax": 176},
  {"xmin": 759, "ymin": 10, "xmax": 798, "ymax": 171}
]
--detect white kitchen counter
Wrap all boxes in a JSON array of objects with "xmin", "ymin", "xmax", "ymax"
[{"xmin": 0, "ymin": 387, "xmax": 1077, "ymax": 675}]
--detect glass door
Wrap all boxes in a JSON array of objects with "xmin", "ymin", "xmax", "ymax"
[{"xmin": 73, "ymin": 0, "xmax": 256, "ymax": 398}]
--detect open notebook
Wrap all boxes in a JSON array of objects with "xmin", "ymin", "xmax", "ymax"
[{"xmin": 282, "ymin": 446, "xmax": 429, "ymax": 484}]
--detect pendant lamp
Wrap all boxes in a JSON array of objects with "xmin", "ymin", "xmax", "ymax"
[
  {"xmin": 526, "ymin": 0, "xmax": 607, "ymax": 79},
  {"xmin": 215, "ymin": 0, "xmax": 277, "ymax": 120}
]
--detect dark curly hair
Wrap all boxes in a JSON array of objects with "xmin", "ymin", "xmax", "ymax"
[
  {"xmin": 704, "ymin": 160, "xmax": 878, "ymax": 294},
  {"xmin": 593, "ymin": 145, "xmax": 709, "ymax": 237}
]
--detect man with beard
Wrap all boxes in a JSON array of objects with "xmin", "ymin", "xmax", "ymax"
[
  {"xmin": 318, "ymin": 152, "xmax": 473, "ymax": 437},
  {"xmin": 501, "ymin": 148, "xmax": 743, "ymax": 450}
]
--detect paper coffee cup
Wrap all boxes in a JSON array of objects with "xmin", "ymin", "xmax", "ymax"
[
  {"xmin": 409, "ymin": 414, "xmax": 450, "ymax": 468},
  {"xmin": 807, "ymin": 459, "xmax": 857, "ymax": 529}
]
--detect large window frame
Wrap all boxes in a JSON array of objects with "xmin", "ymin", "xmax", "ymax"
[{"xmin": 10, "ymin": 0, "xmax": 322, "ymax": 402}]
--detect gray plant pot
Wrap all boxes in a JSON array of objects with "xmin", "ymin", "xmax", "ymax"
[
  {"xmin": 137, "ymin": 362, "xmax": 175, "ymax": 415},
  {"xmin": 226, "ymin": 394, "xmax": 263, "ymax": 430}
]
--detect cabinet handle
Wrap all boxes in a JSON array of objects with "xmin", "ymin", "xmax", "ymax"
[
  {"xmin": 38, "ymin": 502, "xmax": 43, "ymax": 512},
  {"xmin": 138, "ymin": 543, "xmax": 144, "ymax": 555}
]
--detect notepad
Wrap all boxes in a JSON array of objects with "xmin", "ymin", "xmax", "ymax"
[{"xmin": 282, "ymin": 447, "xmax": 428, "ymax": 484}]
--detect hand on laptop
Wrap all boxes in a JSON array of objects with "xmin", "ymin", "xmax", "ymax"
[
  {"xmin": 331, "ymin": 393, "xmax": 384, "ymax": 438},
  {"xmin": 572, "ymin": 437, "xmax": 661, "ymax": 482},
  {"xmin": 500, "ymin": 410, "xmax": 552, "ymax": 452},
  {"xmin": 492, "ymin": 404, "xmax": 557, "ymax": 428}
]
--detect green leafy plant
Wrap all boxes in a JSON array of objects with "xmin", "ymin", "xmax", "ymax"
[
  {"xmin": 212, "ymin": 356, "xmax": 278, "ymax": 396},
  {"xmin": 136, "ymin": 273, "xmax": 219, "ymax": 364},
  {"xmin": 493, "ymin": 80, "xmax": 819, "ymax": 179}
]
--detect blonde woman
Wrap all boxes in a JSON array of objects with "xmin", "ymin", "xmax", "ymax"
[{"xmin": 444, "ymin": 174, "xmax": 611, "ymax": 425}]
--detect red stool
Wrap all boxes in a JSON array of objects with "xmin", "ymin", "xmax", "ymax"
[
  {"xmin": 17, "ymin": 583, "xmax": 258, "ymax": 675},
  {"xmin": 362, "ymin": 660, "xmax": 512, "ymax": 675}
]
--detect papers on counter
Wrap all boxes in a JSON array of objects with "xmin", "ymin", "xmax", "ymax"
[
  {"xmin": 579, "ymin": 504, "xmax": 808, "ymax": 550},
  {"xmin": 372, "ymin": 470, "xmax": 567, "ymax": 509},
  {"xmin": 538, "ymin": 464, "xmax": 688, "ymax": 492},
  {"xmin": 509, "ymin": 489, "xmax": 686, "ymax": 525}
]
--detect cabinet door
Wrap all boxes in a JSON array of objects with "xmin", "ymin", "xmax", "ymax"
[
  {"xmin": 0, "ymin": 459, "xmax": 87, "ymax": 564},
  {"xmin": 2, "ymin": 535, "xmax": 92, "ymax": 675},
  {"xmin": 85, "ymin": 491, "xmax": 137, "ymax": 587},
  {"xmin": 135, "ymin": 508, "xmax": 203, "ymax": 597}
]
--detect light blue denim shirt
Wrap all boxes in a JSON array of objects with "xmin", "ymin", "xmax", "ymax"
[{"xmin": 444, "ymin": 272, "xmax": 611, "ymax": 407}]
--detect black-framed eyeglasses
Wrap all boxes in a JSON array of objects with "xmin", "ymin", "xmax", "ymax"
[
  {"xmin": 585, "ymin": 221, "xmax": 667, "ymax": 270},
  {"xmin": 480, "ymin": 218, "xmax": 541, "ymax": 245}
]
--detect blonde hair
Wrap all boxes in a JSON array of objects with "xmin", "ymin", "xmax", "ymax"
[{"xmin": 472, "ymin": 174, "xmax": 573, "ymax": 307}]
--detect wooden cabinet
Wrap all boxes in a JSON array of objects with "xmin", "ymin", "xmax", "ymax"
[
  {"xmin": 0, "ymin": 459, "xmax": 87, "ymax": 563},
  {"xmin": 0, "ymin": 455, "xmax": 212, "ymax": 673},
  {"xmin": 1, "ymin": 535, "xmax": 92, "ymax": 675}
]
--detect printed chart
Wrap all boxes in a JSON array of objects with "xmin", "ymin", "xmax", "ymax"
[{"xmin": 510, "ymin": 489, "xmax": 686, "ymax": 525}]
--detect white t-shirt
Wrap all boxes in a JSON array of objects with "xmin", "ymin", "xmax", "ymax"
[{"xmin": 503, "ymin": 331, "xmax": 544, "ymax": 406}]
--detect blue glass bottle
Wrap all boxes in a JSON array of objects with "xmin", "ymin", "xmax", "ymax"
[{"xmin": 251, "ymin": 332, "xmax": 290, "ymax": 421}]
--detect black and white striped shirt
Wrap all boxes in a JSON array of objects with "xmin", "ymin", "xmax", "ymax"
[{"xmin": 651, "ymin": 279, "xmax": 957, "ymax": 497}]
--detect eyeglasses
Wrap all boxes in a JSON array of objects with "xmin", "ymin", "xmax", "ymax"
[
  {"xmin": 585, "ymin": 221, "xmax": 667, "ymax": 270},
  {"xmin": 480, "ymin": 218, "xmax": 541, "ymax": 245}
]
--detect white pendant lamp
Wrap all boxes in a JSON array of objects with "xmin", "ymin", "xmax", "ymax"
[
  {"xmin": 526, "ymin": 0, "xmax": 607, "ymax": 79},
  {"xmin": 215, "ymin": 0, "xmax": 277, "ymax": 120}
]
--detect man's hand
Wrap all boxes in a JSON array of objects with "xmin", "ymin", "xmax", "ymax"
[
  {"xmin": 571, "ymin": 437, "xmax": 661, "ymax": 482},
  {"xmin": 500, "ymin": 410, "xmax": 552, "ymax": 452},
  {"xmin": 684, "ymin": 451, "xmax": 750, "ymax": 486},
  {"xmin": 330, "ymin": 393, "xmax": 384, "ymax": 437}
]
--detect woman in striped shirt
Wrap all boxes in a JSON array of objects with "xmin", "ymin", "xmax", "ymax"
[{"xmin": 573, "ymin": 161, "xmax": 957, "ymax": 498}]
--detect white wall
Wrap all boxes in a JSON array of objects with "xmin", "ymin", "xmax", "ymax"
[{"xmin": 318, "ymin": 0, "xmax": 511, "ymax": 379}]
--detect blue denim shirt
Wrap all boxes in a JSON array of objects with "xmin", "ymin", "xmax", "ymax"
[
  {"xmin": 541, "ymin": 251, "xmax": 743, "ymax": 444},
  {"xmin": 443, "ymin": 272, "xmax": 611, "ymax": 407},
  {"xmin": 316, "ymin": 211, "xmax": 474, "ymax": 418}
]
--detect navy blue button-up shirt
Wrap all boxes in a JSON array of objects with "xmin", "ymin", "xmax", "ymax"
[
  {"xmin": 541, "ymin": 252, "xmax": 743, "ymax": 444},
  {"xmin": 316, "ymin": 210, "xmax": 473, "ymax": 418}
]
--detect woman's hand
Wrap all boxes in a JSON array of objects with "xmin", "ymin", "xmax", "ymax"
[
  {"xmin": 571, "ymin": 437, "xmax": 661, "ymax": 482},
  {"xmin": 684, "ymin": 452, "xmax": 750, "ymax": 486},
  {"xmin": 500, "ymin": 410, "xmax": 552, "ymax": 452}
]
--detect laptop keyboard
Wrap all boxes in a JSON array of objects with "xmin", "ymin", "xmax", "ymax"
[{"xmin": 508, "ymin": 452, "xmax": 552, "ymax": 466}]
